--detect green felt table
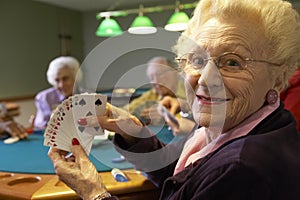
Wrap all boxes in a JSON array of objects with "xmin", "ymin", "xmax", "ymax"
[
  {"xmin": 0, "ymin": 126, "xmax": 176, "ymax": 174},
  {"xmin": 0, "ymin": 126, "xmax": 175, "ymax": 200}
]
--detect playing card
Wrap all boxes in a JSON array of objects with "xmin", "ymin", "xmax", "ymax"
[
  {"xmin": 157, "ymin": 104, "xmax": 179, "ymax": 128},
  {"xmin": 71, "ymin": 93, "xmax": 106, "ymax": 137},
  {"xmin": 46, "ymin": 111, "xmax": 70, "ymax": 142},
  {"xmin": 44, "ymin": 113, "xmax": 71, "ymax": 151},
  {"xmin": 4, "ymin": 136, "xmax": 20, "ymax": 144},
  {"xmin": 45, "ymin": 99, "xmax": 85, "ymax": 153},
  {"xmin": 43, "ymin": 93, "xmax": 107, "ymax": 154}
]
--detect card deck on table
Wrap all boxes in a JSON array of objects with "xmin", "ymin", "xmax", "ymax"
[{"xmin": 43, "ymin": 93, "xmax": 107, "ymax": 154}]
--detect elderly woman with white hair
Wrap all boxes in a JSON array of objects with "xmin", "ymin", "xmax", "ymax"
[
  {"xmin": 34, "ymin": 56, "xmax": 82, "ymax": 129},
  {"xmin": 48, "ymin": 0, "xmax": 300, "ymax": 199}
]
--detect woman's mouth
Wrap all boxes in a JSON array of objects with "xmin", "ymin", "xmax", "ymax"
[{"xmin": 197, "ymin": 95, "xmax": 230, "ymax": 105}]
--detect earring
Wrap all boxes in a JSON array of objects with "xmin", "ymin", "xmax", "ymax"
[{"xmin": 266, "ymin": 89, "xmax": 278, "ymax": 105}]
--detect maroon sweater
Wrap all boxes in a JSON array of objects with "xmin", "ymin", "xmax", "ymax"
[{"xmin": 280, "ymin": 67, "xmax": 300, "ymax": 132}]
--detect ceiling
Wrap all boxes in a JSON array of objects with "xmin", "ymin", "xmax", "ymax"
[{"xmin": 34, "ymin": 0, "xmax": 197, "ymax": 12}]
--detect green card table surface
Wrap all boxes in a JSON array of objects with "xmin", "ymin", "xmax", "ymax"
[
  {"xmin": 0, "ymin": 132, "xmax": 133, "ymax": 174},
  {"xmin": 0, "ymin": 126, "xmax": 178, "ymax": 200}
]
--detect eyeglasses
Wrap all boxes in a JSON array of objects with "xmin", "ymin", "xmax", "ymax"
[{"xmin": 175, "ymin": 52, "xmax": 281, "ymax": 73}]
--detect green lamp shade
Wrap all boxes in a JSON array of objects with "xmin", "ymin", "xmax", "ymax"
[
  {"xmin": 164, "ymin": 11, "xmax": 190, "ymax": 32},
  {"xmin": 128, "ymin": 15, "xmax": 157, "ymax": 35},
  {"xmin": 96, "ymin": 18, "xmax": 123, "ymax": 37}
]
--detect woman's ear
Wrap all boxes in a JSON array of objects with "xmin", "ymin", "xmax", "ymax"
[{"xmin": 274, "ymin": 64, "xmax": 288, "ymax": 92}]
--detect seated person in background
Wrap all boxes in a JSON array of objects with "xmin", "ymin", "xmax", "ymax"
[
  {"xmin": 280, "ymin": 67, "xmax": 300, "ymax": 132},
  {"xmin": 48, "ymin": 0, "xmax": 300, "ymax": 199},
  {"xmin": 34, "ymin": 56, "xmax": 82, "ymax": 130},
  {"xmin": 160, "ymin": 95, "xmax": 196, "ymax": 136},
  {"xmin": 0, "ymin": 103, "xmax": 27, "ymax": 139},
  {"xmin": 123, "ymin": 56, "xmax": 186, "ymax": 125}
]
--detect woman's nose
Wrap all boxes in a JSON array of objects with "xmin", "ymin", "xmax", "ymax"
[
  {"xmin": 56, "ymin": 80, "xmax": 64, "ymax": 88},
  {"xmin": 198, "ymin": 61, "xmax": 223, "ymax": 87}
]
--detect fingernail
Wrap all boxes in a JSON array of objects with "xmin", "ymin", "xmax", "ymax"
[
  {"xmin": 72, "ymin": 138, "xmax": 80, "ymax": 145},
  {"xmin": 78, "ymin": 118, "xmax": 87, "ymax": 125}
]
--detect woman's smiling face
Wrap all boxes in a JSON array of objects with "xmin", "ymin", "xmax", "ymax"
[{"xmin": 183, "ymin": 17, "xmax": 278, "ymax": 132}]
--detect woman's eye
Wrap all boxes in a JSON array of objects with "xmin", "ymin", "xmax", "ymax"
[
  {"xmin": 191, "ymin": 57, "xmax": 205, "ymax": 66},
  {"xmin": 225, "ymin": 59, "xmax": 240, "ymax": 67}
]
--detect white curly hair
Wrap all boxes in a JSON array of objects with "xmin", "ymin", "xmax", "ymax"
[
  {"xmin": 46, "ymin": 56, "xmax": 82, "ymax": 86},
  {"xmin": 174, "ymin": 0, "xmax": 300, "ymax": 91}
]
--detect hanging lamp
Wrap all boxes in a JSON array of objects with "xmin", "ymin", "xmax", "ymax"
[
  {"xmin": 95, "ymin": 2, "xmax": 197, "ymax": 36},
  {"xmin": 164, "ymin": 1, "xmax": 190, "ymax": 32},
  {"xmin": 95, "ymin": 16, "xmax": 123, "ymax": 37},
  {"xmin": 128, "ymin": 5, "xmax": 157, "ymax": 35}
]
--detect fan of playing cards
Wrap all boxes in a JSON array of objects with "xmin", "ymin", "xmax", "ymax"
[{"xmin": 44, "ymin": 93, "xmax": 107, "ymax": 155}]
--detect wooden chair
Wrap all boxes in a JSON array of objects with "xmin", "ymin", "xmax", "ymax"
[{"xmin": 0, "ymin": 102, "xmax": 20, "ymax": 121}]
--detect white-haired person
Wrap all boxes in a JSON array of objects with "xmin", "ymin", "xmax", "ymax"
[
  {"xmin": 123, "ymin": 56, "xmax": 187, "ymax": 127},
  {"xmin": 34, "ymin": 56, "xmax": 83, "ymax": 129},
  {"xmin": 48, "ymin": 0, "xmax": 300, "ymax": 199}
]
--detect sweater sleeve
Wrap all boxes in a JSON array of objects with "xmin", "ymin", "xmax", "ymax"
[
  {"xmin": 34, "ymin": 94, "xmax": 51, "ymax": 129},
  {"xmin": 190, "ymin": 163, "xmax": 271, "ymax": 200},
  {"xmin": 113, "ymin": 127, "xmax": 185, "ymax": 187}
]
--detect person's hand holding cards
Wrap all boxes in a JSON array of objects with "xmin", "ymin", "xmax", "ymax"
[
  {"xmin": 157, "ymin": 104, "xmax": 180, "ymax": 133},
  {"xmin": 78, "ymin": 102, "xmax": 143, "ymax": 146},
  {"xmin": 44, "ymin": 93, "xmax": 107, "ymax": 155}
]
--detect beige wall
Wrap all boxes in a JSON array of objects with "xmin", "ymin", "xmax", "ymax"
[
  {"xmin": 2, "ymin": 0, "xmax": 300, "ymax": 126},
  {"xmin": 1, "ymin": 0, "xmax": 299, "ymax": 99},
  {"xmin": 0, "ymin": 0, "xmax": 83, "ymax": 100}
]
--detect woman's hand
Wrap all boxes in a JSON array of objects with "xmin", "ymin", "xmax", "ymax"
[
  {"xmin": 0, "ymin": 121, "xmax": 28, "ymax": 139},
  {"xmin": 140, "ymin": 106, "xmax": 164, "ymax": 126},
  {"xmin": 78, "ymin": 103, "xmax": 143, "ymax": 145},
  {"xmin": 159, "ymin": 96, "xmax": 181, "ymax": 115},
  {"xmin": 48, "ymin": 138, "xmax": 107, "ymax": 200}
]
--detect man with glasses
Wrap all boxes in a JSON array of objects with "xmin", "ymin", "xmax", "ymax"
[{"xmin": 123, "ymin": 56, "xmax": 186, "ymax": 126}]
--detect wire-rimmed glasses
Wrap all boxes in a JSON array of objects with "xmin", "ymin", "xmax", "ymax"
[{"xmin": 175, "ymin": 52, "xmax": 281, "ymax": 73}]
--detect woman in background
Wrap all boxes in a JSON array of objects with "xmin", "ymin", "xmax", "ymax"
[{"xmin": 34, "ymin": 56, "xmax": 82, "ymax": 129}]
